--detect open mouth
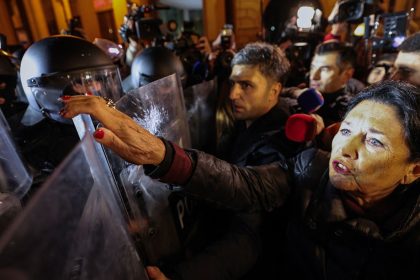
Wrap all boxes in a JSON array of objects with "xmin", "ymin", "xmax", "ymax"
[{"xmin": 332, "ymin": 160, "xmax": 352, "ymax": 175}]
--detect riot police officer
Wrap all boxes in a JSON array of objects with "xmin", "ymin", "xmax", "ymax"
[{"xmin": 18, "ymin": 35, "xmax": 125, "ymax": 191}]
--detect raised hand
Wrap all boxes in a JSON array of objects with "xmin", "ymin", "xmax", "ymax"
[{"xmin": 60, "ymin": 95, "xmax": 165, "ymax": 165}]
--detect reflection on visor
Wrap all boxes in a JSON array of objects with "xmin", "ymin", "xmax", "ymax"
[
  {"xmin": 27, "ymin": 66, "xmax": 123, "ymax": 99},
  {"xmin": 26, "ymin": 66, "xmax": 124, "ymax": 123}
]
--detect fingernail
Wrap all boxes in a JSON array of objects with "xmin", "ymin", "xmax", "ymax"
[
  {"xmin": 62, "ymin": 95, "xmax": 71, "ymax": 100},
  {"xmin": 94, "ymin": 129, "xmax": 104, "ymax": 139},
  {"xmin": 86, "ymin": 91, "xmax": 93, "ymax": 96}
]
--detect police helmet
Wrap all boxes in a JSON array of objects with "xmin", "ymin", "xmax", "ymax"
[
  {"xmin": 20, "ymin": 35, "xmax": 124, "ymax": 125},
  {"xmin": 131, "ymin": 47, "xmax": 186, "ymax": 88}
]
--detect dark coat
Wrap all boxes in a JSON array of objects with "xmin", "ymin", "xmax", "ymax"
[
  {"xmin": 283, "ymin": 87, "xmax": 355, "ymax": 126},
  {"xmin": 167, "ymin": 104, "xmax": 304, "ymax": 280},
  {"xmin": 227, "ymin": 102, "xmax": 304, "ymax": 165},
  {"xmin": 181, "ymin": 148, "xmax": 420, "ymax": 279}
]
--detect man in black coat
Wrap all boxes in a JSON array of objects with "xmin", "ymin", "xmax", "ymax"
[
  {"xmin": 285, "ymin": 41, "xmax": 363, "ymax": 127},
  {"xmin": 163, "ymin": 42, "xmax": 303, "ymax": 280}
]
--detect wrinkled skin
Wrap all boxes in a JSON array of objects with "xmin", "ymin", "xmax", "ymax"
[
  {"xmin": 329, "ymin": 100, "xmax": 420, "ymax": 208},
  {"xmin": 61, "ymin": 95, "xmax": 165, "ymax": 165}
]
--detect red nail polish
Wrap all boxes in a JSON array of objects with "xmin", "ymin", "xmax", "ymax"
[
  {"xmin": 94, "ymin": 129, "xmax": 104, "ymax": 139},
  {"xmin": 62, "ymin": 95, "xmax": 71, "ymax": 100},
  {"xmin": 86, "ymin": 91, "xmax": 93, "ymax": 96}
]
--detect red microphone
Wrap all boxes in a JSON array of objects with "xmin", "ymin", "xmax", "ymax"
[
  {"xmin": 285, "ymin": 114, "xmax": 318, "ymax": 142},
  {"xmin": 285, "ymin": 114, "xmax": 341, "ymax": 149}
]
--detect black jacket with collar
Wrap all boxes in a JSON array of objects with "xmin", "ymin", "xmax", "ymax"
[
  {"xmin": 283, "ymin": 87, "xmax": 354, "ymax": 126},
  {"xmin": 226, "ymin": 102, "xmax": 304, "ymax": 166},
  {"xmin": 167, "ymin": 103, "xmax": 303, "ymax": 280},
  {"xmin": 180, "ymin": 148, "xmax": 420, "ymax": 279}
]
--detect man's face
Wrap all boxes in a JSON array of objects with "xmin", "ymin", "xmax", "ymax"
[
  {"xmin": 392, "ymin": 52, "xmax": 420, "ymax": 86},
  {"xmin": 310, "ymin": 52, "xmax": 351, "ymax": 94},
  {"xmin": 229, "ymin": 65, "xmax": 280, "ymax": 124}
]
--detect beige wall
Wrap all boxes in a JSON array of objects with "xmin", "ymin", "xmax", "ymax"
[
  {"xmin": 23, "ymin": 0, "xmax": 50, "ymax": 41},
  {"xmin": 203, "ymin": 0, "xmax": 226, "ymax": 41},
  {"xmin": 51, "ymin": 0, "xmax": 72, "ymax": 33},
  {"xmin": 0, "ymin": 0, "xmax": 18, "ymax": 44},
  {"xmin": 319, "ymin": 0, "xmax": 336, "ymax": 18},
  {"xmin": 232, "ymin": 0, "xmax": 262, "ymax": 48},
  {"xmin": 71, "ymin": 0, "xmax": 100, "ymax": 41}
]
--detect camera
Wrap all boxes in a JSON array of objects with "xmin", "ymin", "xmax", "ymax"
[
  {"xmin": 330, "ymin": 0, "xmax": 379, "ymax": 24},
  {"xmin": 220, "ymin": 24, "xmax": 233, "ymax": 50},
  {"xmin": 213, "ymin": 24, "xmax": 235, "ymax": 79},
  {"xmin": 119, "ymin": 4, "xmax": 164, "ymax": 43},
  {"xmin": 278, "ymin": 5, "xmax": 325, "ymax": 86},
  {"xmin": 370, "ymin": 11, "xmax": 410, "ymax": 54}
]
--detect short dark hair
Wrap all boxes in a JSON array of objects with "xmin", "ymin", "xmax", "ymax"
[
  {"xmin": 398, "ymin": 32, "xmax": 420, "ymax": 53},
  {"xmin": 231, "ymin": 42, "xmax": 290, "ymax": 84},
  {"xmin": 314, "ymin": 41, "xmax": 356, "ymax": 70},
  {"xmin": 346, "ymin": 80, "xmax": 420, "ymax": 162}
]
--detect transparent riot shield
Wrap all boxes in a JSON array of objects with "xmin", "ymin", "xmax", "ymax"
[
  {"xmin": 105, "ymin": 74, "xmax": 193, "ymax": 264},
  {"xmin": 0, "ymin": 109, "xmax": 32, "ymax": 198},
  {"xmin": 0, "ymin": 130, "xmax": 148, "ymax": 279},
  {"xmin": 119, "ymin": 73, "xmax": 191, "ymax": 147},
  {"xmin": 183, "ymin": 78, "xmax": 217, "ymax": 151}
]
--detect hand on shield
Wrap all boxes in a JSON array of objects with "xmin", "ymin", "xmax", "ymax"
[{"xmin": 60, "ymin": 95, "xmax": 165, "ymax": 165}]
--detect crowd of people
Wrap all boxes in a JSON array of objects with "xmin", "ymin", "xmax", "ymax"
[{"xmin": 1, "ymin": 2, "xmax": 420, "ymax": 280}]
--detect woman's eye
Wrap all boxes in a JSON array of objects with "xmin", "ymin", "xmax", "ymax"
[
  {"xmin": 367, "ymin": 138, "xmax": 383, "ymax": 147},
  {"xmin": 339, "ymin": 128, "xmax": 350, "ymax": 136}
]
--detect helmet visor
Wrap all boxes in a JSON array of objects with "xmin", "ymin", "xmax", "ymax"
[{"xmin": 27, "ymin": 66, "xmax": 123, "ymax": 123}]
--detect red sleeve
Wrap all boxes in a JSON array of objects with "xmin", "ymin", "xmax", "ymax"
[{"xmin": 160, "ymin": 143, "xmax": 193, "ymax": 185}]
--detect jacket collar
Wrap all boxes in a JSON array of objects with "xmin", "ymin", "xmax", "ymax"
[
  {"xmin": 308, "ymin": 174, "xmax": 420, "ymax": 241},
  {"xmin": 235, "ymin": 102, "xmax": 290, "ymax": 135}
]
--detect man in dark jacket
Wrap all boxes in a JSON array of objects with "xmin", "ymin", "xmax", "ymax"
[
  {"xmin": 165, "ymin": 42, "xmax": 303, "ymax": 280},
  {"xmin": 285, "ymin": 41, "xmax": 362, "ymax": 126},
  {"xmin": 220, "ymin": 42, "xmax": 302, "ymax": 164},
  {"xmin": 309, "ymin": 42, "xmax": 360, "ymax": 125}
]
